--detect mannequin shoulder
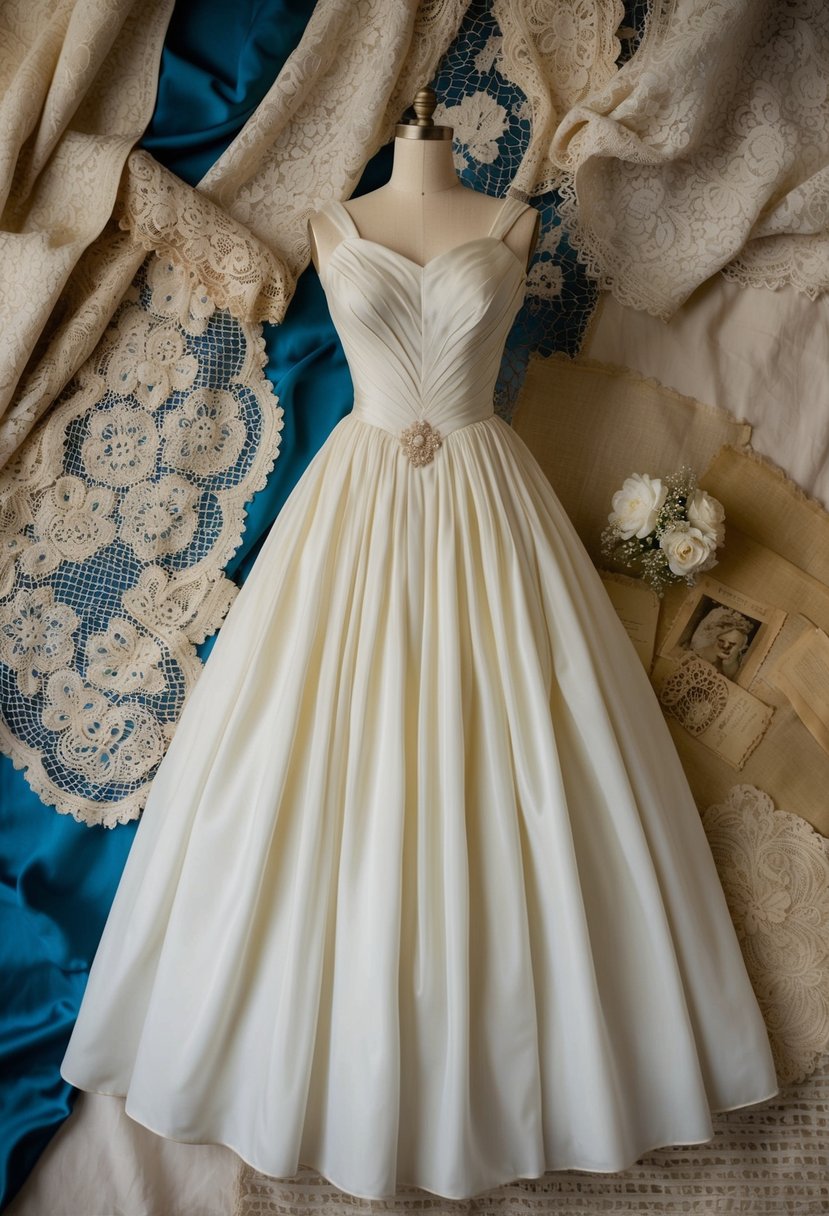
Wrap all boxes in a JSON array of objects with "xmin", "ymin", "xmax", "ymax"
[
  {"xmin": 503, "ymin": 203, "xmax": 541, "ymax": 271},
  {"xmin": 307, "ymin": 207, "xmax": 345, "ymax": 274}
]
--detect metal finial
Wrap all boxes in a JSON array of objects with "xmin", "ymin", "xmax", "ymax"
[
  {"xmin": 395, "ymin": 85, "xmax": 453, "ymax": 141},
  {"xmin": 412, "ymin": 87, "xmax": 437, "ymax": 126}
]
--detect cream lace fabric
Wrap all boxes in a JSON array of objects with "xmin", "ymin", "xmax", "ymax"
[
  {"xmin": 115, "ymin": 151, "xmax": 294, "ymax": 326},
  {"xmin": 701, "ymin": 784, "xmax": 829, "ymax": 1087},
  {"xmin": 550, "ymin": 0, "xmax": 829, "ymax": 318},
  {"xmin": 491, "ymin": 0, "xmax": 624, "ymax": 198},
  {"xmin": 0, "ymin": 258, "xmax": 283, "ymax": 826},
  {"xmin": 195, "ymin": 0, "xmax": 470, "ymax": 281},
  {"xmin": 0, "ymin": 0, "xmax": 174, "ymax": 467}
]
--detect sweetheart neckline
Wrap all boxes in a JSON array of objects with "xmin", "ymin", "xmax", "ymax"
[{"xmin": 324, "ymin": 234, "xmax": 528, "ymax": 281}]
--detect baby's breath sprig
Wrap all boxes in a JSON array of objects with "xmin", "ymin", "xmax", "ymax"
[{"xmin": 601, "ymin": 465, "xmax": 724, "ymax": 597}]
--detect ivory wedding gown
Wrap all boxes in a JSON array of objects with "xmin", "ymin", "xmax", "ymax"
[{"xmin": 61, "ymin": 195, "xmax": 778, "ymax": 1200}]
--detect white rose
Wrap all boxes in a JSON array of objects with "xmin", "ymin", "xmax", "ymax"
[
  {"xmin": 609, "ymin": 474, "xmax": 668, "ymax": 540},
  {"xmin": 686, "ymin": 488, "xmax": 725, "ymax": 545},
  {"xmin": 659, "ymin": 525, "xmax": 716, "ymax": 576}
]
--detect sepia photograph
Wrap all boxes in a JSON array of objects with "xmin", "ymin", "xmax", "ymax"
[{"xmin": 661, "ymin": 575, "xmax": 787, "ymax": 688}]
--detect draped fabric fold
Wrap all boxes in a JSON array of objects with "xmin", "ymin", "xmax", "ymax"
[
  {"xmin": 491, "ymin": 0, "xmax": 625, "ymax": 198},
  {"xmin": 116, "ymin": 149, "xmax": 293, "ymax": 325},
  {"xmin": 0, "ymin": 0, "xmax": 175, "ymax": 467},
  {"xmin": 196, "ymin": 0, "xmax": 471, "ymax": 279},
  {"xmin": 548, "ymin": 0, "xmax": 829, "ymax": 318},
  {"xmin": 114, "ymin": 0, "xmax": 473, "ymax": 325}
]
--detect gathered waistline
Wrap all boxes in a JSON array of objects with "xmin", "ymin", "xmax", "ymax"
[
  {"xmin": 350, "ymin": 403, "xmax": 495, "ymax": 438},
  {"xmin": 346, "ymin": 404, "xmax": 498, "ymax": 467}
]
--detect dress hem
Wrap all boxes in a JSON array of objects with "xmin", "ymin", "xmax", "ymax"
[{"xmin": 61, "ymin": 1077, "xmax": 782, "ymax": 1203}]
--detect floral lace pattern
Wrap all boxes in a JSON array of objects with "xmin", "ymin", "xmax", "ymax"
[
  {"xmin": 431, "ymin": 2, "xmax": 611, "ymax": 418},
  {"xmin": 701, "ymin": 784, "xmax": 829, "ymax": 1086},
  {"xmin": 551, "ymin": 0, "xmax": 829, "ymax": 317},
  {"xmin": 0, "ymin": 0, "xmax": 174, "ymax": 467},
  {"xmin": 0, "ymin": 257, "xmax": 283, "ymax": 826},
  {"xmin": 198, "ymin": 0, "xmax": 470, "ymax": 281},
  {"xmin": 116, "ymin": 151, "xmax": 294, "ymax": 325},
  {"xmin": 493, "ymin": 0, "xmax": 624, "ymax": 197},
  {"xmin": 659, "ymin": 655, "xmax": 730, "ymax": 735}
]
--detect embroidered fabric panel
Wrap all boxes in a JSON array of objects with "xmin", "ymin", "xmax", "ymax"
[{"xmin": 552, "ymin": 0, "xmax": 829, "ymax": 318}]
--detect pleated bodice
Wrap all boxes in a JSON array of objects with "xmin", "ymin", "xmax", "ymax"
[{"xmin": 319, "ymin": 198, "xmax": 528, "ymax": 440}]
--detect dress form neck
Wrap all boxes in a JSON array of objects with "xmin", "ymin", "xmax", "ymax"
[
  {"xmin": 309, "ymin": 136, "xmax": 540, "ymax": 275},
  {"xmin": 386, "ymin": 136, "xmax": 461, "ymax": 195}
]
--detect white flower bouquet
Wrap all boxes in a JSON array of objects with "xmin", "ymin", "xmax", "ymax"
[{"xmin": 601, "ymin": 466, "xmax": 725, "ymax": 596}]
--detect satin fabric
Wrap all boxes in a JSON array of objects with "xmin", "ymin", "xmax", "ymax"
[{"xmin": 61, "ymin": 202, "xmax": 778, "ymax": 1200}]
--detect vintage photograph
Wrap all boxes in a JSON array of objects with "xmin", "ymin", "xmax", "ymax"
[{"xmin": 660, "ymin": 575, "xmax": 787, "ymax": 689}]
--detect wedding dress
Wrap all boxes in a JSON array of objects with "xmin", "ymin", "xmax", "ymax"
[{"xmin": 60, "ymin": 195, "xmax": 778, "ymax": 1200}]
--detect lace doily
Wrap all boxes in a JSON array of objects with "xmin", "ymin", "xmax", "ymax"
[
  {"xmin": 0, "ymin": 256, "xmax": 283, "ymax": 826},
  {"xmin": 701, "ymin": 784, "xmax": 829, "ymax": 1087},
  {"xmin": 659, "ymin": 655, "xmax": 730, "ymax": 736}
]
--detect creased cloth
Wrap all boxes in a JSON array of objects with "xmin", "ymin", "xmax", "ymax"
[
  {"xmin": 551, "ymin": 0, "xmax": 829, "ymax": 318},
  {"xmin": 0, "ymin": 0, "xmax": 174, "ymax": 466}
]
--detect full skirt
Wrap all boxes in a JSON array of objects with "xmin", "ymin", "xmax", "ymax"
[{"xmin": 61, "ymin": 413, "xmax": 778, "ymax": 1199}]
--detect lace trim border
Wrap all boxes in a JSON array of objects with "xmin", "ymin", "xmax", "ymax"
[{"xmin": 116, "ymin": 151, "xmax": 295, "ymax": 326}]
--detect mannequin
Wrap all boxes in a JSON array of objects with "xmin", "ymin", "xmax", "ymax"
[{"xmin": 308, "ymin": 87, "xmax": 540, "ymax": 277}]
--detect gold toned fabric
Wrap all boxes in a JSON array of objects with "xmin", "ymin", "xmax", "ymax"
[{"xmin": 512, "ymin": 352, "xmax": 751, "ymax": 563}]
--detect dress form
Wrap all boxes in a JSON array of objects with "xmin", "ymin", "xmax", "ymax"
[{"xmin": 308, "ymin": 89, "xmax": 539, "ymax": 277}]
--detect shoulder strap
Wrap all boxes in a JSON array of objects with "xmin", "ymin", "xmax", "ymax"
[
  {"xmin": 322, "ymin": 199, "xmax": 360, "ymax": 238},
  {"xmin": 487, "ymin": 195, "xmax": 532, "ymax": 240}
]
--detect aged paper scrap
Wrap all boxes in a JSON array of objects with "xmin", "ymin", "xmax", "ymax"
[
  {"xmin": 599, "ymin": 570, "xmax": 660, "ymax": 672},
  {"xmin": 660, "ymin": 574, "xmax": 787, "ymax": 689},
  {"xmin": 769, "ymin": 622, "xmax": 829, "ymax": 755}
]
